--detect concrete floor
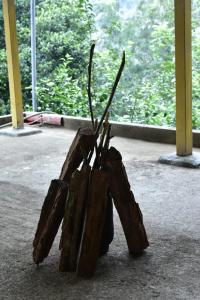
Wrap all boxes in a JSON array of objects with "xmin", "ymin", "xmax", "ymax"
[{"xmin": 0, "ymin": 126, "xmax": 200, "ymax": 300}]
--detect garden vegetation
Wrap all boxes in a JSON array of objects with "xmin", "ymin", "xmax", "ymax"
[{"xmin": 0, "ymin": 0, "xmax": 200, "ymax": 128}]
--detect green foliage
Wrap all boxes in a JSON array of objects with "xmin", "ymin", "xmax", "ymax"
[
  {"xmin": 0, "ymin": 48, "xmax": 9, "ymax": 115},
  {"xmin": 91, "ymin": 0, "xmax": 176, "ymax": 126},
  {"xmin": 34, "ymin": 0, "xmax": 94, "ymax": 114},
  {"xmin": 0, "ymin": 0, "xmax": 93, "ymax": 114},
  {"xmin": 0, "ymin": 3, "xmax": 8, "ymax": 113},
  {"xmin": 1, "ymin": 0, "xmax": 200, "ymax": 129},
  {"xmin": 36, "ymin": 0, "xmax": 93, "ymax": 78},
  {"xmin": 32, "ymin": 55, "xmax": 89, "ymax": 116}
]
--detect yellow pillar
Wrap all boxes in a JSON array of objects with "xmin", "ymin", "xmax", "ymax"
[
  {"xmin": 175, "ymin": 0, "xmax": 192, "ymax": 156},
  {"xmin": 2, "ymin": 0, "xmax": 24, "ymax": 129}
]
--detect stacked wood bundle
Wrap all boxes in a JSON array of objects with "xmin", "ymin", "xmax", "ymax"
[{"xmin": 33, "ymin": 45, "xmax": 149, "ymax": 277}]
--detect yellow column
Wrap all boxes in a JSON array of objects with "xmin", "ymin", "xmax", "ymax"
[
  {"xmin": 175, "ymin": 0, "xmax": 192, "ymax": 156},
  {"xmin": 2, "ymin": 0, "xmax": 24, "ymax": 129}
]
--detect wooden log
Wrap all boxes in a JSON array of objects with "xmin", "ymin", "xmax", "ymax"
[
  {"xmin": 77, "ymin": 169, "xmax": 109, "ymax": 278},
  {"xmin": 59, "ymin": 127, "xmax": 96, "ymax": 182},
  {"xmin": 33, "ymin": 127, "xmax": 95, "ymax": 264},
  {"xmin": 33, "ymin": 180, "xmax": 68, "ymax": 264},
  {"xmin": 59, "ymin": 165, "xmax": 91, "ymax": 272},
  {"xmin": 33, "ymin": 179, "xmax": 61, "ymax": 248},
  {"xmin": 102, "ymin": 147, "xmax": 149, "ymax": 255},
  {"xmin": 99, "ymin": 191, "xmax": 114, "ymax": 256}
]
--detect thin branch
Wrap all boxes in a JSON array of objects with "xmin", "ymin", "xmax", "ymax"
[
  {"xmin": 104, "ymin": 124, "xmax": 112, "ymax": 150},
  {"xmin": 85, "ymin": 50, "xmax": 125, "ymax": 167},
  {"xmin": 87, "ymin": 44, "xmax": 95, "ymax": 130},
  {"xmin": 93, "ymin": 120, "xmax": 109, "ymax": 169},
  {"xmin": 94, "ymin": 118, "xmax": 98, "ymax": 131},
  {"xmin": 96, "ymin": 51, "xmax": 125, "ymax": 135}
]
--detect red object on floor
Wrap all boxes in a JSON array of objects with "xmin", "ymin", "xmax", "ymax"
[{"xmin": 26, "ymin": 114, "xmax": 63, "ymax": 126}]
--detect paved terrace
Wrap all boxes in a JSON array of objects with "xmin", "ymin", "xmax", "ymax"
[{"xmin": 0, "ymin": 126, "xmax": 200, "ymax": 300}]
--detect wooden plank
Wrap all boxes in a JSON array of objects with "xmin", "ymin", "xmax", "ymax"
[
  {"xmin": 59, "ymin": 127, "xmax": 96, "ymax": 182},
  {"xmin": 2, "ymin": 0, "xmax": 24, "ymax": 129},
  {"xmin": 59, "ymin": 165, "xmax": 91, "ymax": 272},
  {"xmin": 32, "ymin": 128, "xmax": 96, "ymax": 265},
  {"xmin": 33, "ymin": 179, "xmax": 61, "ymax": 248},
  {"xmin": 33, "ymin": 180, "xmax": 68, "ymax": 265},
  {"xmin": 77, "ymin": 169, "xmax": 109, "ymax": 278},
  {"xmin": 175, "ymin": 0, "xmax": 192, "ymax": 155},
  {"xmin": 102, "ymin": 147, "xmax": 149, "ymax": 255}
]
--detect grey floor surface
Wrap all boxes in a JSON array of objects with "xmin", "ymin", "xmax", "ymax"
[{"xmin": 0, "ymin": 126, "xmax": 200, "ymax": 300}]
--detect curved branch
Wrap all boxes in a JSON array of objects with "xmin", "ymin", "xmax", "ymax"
[
  {"xmin": 87, "ymin": 43, "xmax": 95, "ymax": 129},
  {"xmin": 96, "ymin": 51, "xmax": 125, "ymax": 135}
]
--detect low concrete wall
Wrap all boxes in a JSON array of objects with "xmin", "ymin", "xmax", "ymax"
[
  {"xmin": 62, "ymin": 116, "xmax": 200, "ymax": 147},
  {"xmin": 193, "ymin": 131, "xmax": 200, "ymax": 148},
  {"xmin": 62, "ymin": 116, "xmax": 176, "ymax": 144},
  {"xmin": 1, "ymin": 114, "xmax": 200, "ymax": 147},
  {"xmin": 0, "ymin": 114, "xmax": 12, "ymax": 126},
  {"xmin": 0, "ymin": 113, "xmax": 26, "ymax": 127}
]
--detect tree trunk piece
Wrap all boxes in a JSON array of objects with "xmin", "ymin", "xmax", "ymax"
[
  {"xmin": 59, "ymin": 165, "xmax": 91, "ymax": 272},
  {"xmin": 77, "ymin": 169, "xmax": 109, "ymax": 278},
  {"xmin": 59, "ymin": 127, "xmax": 96, "ymax": 182},
  {"xmin": 33, "ymin": 127, "xmax": 95, "ymax": 264},
  {"xmin": 33, "ymin": 179, "xmax": 61, "ymax": 248},
  {"xmin": 102, "ymin": 147, "xmax": 149, "ymax": 255},
  {"xmin": 33, "ymin": 180, "xmax": 68, "ymax": 264}
]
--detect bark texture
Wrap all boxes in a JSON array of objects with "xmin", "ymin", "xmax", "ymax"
[
  {"xmin": 59, "ymin": 165, "xmax": 91, "ymax": 272},
  {"xmin": 33, "ymin": 180, "xmax": 68, "ymax": 264},
  {"xmin": 77, "ymin": 169, "xmax": 109, "ymax": 277},
  {"xmin": 59, "ymin": 127, "xmax": 96, "ymax": 182},
  {"xmin": 100, "ymin": 191, "xmax": 114, "ymax": 256},
  {"xmin": 102, "ymin": 147, "xmax": 149, "ymax": 254}
]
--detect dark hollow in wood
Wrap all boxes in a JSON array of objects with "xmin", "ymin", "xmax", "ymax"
[
  {"xmin": 33, "ymin": 180, "xmax": 68, "ymax": 264},
  {"xmin": 102, "ymin": 147, "xmax": 149, "ymax": 255},
  {"xmin": 100, "ymin": 191, "xmax": 114, "ymax": 256},
  {"xmin": 59, "ymin": 127, "xmax": 96, "ymax": 182},
  {"xmin": 59, "ymin": 165, "xmax": 91, "ymax": 272},
  {"xmin": 77, "ymin": 169, "xmax": 109, "ymax": 278}
]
